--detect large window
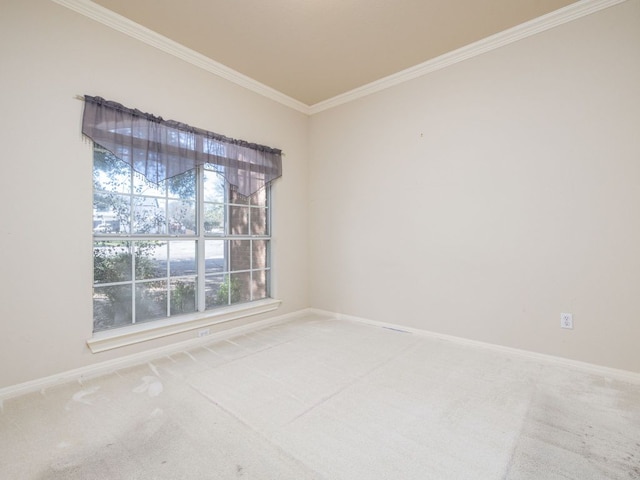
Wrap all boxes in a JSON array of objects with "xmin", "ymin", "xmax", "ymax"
[{"xmin": 92, "ymin": 149, "xmax": 271, "ymax": 333}]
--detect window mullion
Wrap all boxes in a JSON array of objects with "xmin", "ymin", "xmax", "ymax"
[
  {"xmin": 250, "ymin": 238, "xmax": 254, "ymax": 302},
  {"xmin": 224, "ymin": 184, "xmax": 231, "ymax": 306},
  {"xmin": 267, "ymin": 185, "xmax": 272, "ymax": 298},
  {"xmin": 165, "ymin": 181, "xmax": 171, "ymax": 317},
  {"xmin": 166, "ymin": 241, "xmax": 171, "ymax": 317},
  {"xmin": 130, "ymin": 166, "xmax": 136, "ymax": 324},
  {"xmin": 248, "ymin": 203, "xmax": 253, "ymax": 302},
  {"xmin": 131, "ymin": 244, "xmax": 136, "ymax": 325},
  {"xmin": 197, "ymin": 166, "xmax": 206, "ymax": 312}
]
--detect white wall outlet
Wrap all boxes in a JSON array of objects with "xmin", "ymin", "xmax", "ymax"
[
  {"xmin": 560, "ymin": 313, "xmax": 573, "ymax": 329},
  {"xmin": 198, "ymin": 328, "xmax": 210, "ymax": 337}
]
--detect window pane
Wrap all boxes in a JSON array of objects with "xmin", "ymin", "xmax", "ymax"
[
  {"xmin": 168, "ymin": 200, "xmax": 196, "ymax": 234},
  {"xmin": 251, "ymin": 270, "xmax": 268, "ymax": 301},
  {"xmin": 205, "ymin": 240, "xmax": 226, "ymax": 274},
  {"xmin": 204, "ymin": 203, "xmax": 224, "ymax": 235},
  {"xmin": 203, "ymin": 170, "xmax": 225, "ymax": 203},
  {"xmin": 135, "ymin": 241, "xmax": 167, "ymax": 279},
  {"xmin": 205, "ymin": 274, "xmax": 226, "ymax": 308},
  {"xmin": 229, "ymin": 205, "xmax": 249, "ymax": 235},
  {"xmin": 93, "ymin": 284, "xmax": 132, "ymax": 331},
  {"xmin": 167, "ymin": 170, "xmax": 196, "ymax": 200},
  {"xmin": 133, "ymin": 197, "xmax": 167, "ymax": 234},
  {"xmin": 93, "ymin": 150, "xmax": 131, "ymax": 194},
  {"xmin": 170, "ymin": 278, "xmax": 196, "ymax": 315},
  {"xmin": 250, "ymin": 207, "xmax": 268, "ymax": 236},
  {"xmin": 252, "ymin": 240, "xmax": 269, "ymax": 269},
  {"xmin": 249, "ymin": 187, "xmax": 267, "ymax": 207},
  {"xmin": 230, "ymin": 190, "xmax": 249, "ymax": 205},
  {"xmin": 133, "ymin": 173, "xmax": 164, "ymax": 197},
  {"xmin": 135, "ymin": 281, "xmax": 167, "ymax": 322},
  {"xmin": 170, "ymin": 241, "xmax": 196, "ymax": 277},
  {"xmin": 93, "ymin": 193, "xmax": 131, "ymax": 234},
  {"xmin": 94, "ymin": 241, "xmax": 131, "ymax": 283},
  {"xmin": 230, "ymin": 240, "xmax": 250, "ymax": 271},
  {"xmin": 230, "ymin": 272, "xmax": 251, "ymax": 304}
]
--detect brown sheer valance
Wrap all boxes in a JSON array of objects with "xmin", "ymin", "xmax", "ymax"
[{"xmin": 82, "ymin": 95, "xmax": 282, "ymax": 197}]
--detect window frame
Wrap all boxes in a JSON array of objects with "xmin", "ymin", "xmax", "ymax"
[{"xmin": 91, "ymin": 148, "xmax": 278, "ymax": 348}]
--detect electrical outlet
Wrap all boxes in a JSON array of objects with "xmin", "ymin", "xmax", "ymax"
[
  {"xmin": 560, "ymin": 313, "xmax": 573, "ymax": 329},
  {"xmin": 198, "ymin": 328, "xmax": 210, "ymax": 337}
]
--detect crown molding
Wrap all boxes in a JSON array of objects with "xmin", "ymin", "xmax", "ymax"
[
  {"xmin": 52, "ymin": 0, "xmax": 627, "ymax": 116},
  {"xmin": 50, "ymin": 0, "xmax": 311, "ymax": 115},
  {"xmin": 308, "ymin": 0, "xmax": 628, "ymax": 114}
]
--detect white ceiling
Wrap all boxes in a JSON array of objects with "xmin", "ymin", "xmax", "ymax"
[{"xmin": 90, "ymin": 0, "xmax": 579, "ymax": 106}]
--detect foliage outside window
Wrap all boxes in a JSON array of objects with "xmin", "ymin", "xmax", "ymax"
[{"xmin": 93, "ymin": 149, "xmax": 271, "ymax": 333}]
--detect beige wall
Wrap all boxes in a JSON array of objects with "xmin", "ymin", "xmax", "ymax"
[
  {"xmin": 309, "ymin": 1, "xmax": 640, "ymax": 372},
  {"xmin": 1, "ymin": 0, "xmax": 639, "ymax": 389},
  {"xmin": 0, "ymin": 0, "xmax": 309, "ymax": 388}
]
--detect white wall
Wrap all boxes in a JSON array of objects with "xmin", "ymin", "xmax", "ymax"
[
  {"xmin": 309, "ymin": 1, "xmax": 640, "ymax": 372},
  {"xmin": 0, "ymin": 0, "xmax": 309, "ymax": 388}
]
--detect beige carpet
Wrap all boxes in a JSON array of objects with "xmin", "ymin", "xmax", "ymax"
[{"xmin": 1, "ymin": 313, "xmax": 639, "ymax": 479}]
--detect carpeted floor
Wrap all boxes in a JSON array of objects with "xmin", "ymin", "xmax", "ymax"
[{"xmin": 1, "ymin": 313, "xmax": 639, "ymax": 479}]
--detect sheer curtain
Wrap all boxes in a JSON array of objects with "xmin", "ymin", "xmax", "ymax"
[{"xmin": 82, "ymin": 95, "xmax": 282, "ymax": 197}]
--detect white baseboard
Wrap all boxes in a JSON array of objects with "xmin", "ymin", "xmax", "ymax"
[
  {"xmin": 309, "ymin": 308, "xmax": 640, "ymax": 384},
  {"xmin": 0, "ymin": 308, "xmax": 314, "ymax": 402},
  {"xmin": 4, "ymin": 306, "xmax": 637, "ymax": 402}
]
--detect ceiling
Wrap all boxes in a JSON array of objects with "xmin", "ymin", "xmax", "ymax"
[{"xmin": 91, "ymin": 0, "xmax": 579, "ymax": 106}]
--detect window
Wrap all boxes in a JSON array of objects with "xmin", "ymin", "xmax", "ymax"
[
  {"xmin": 92, "ymin": 149, "xmax": 271, "ymax": 333},
  {"xmin": 83, "ymin": 96, "xmax": 281, "ymax": 337}
]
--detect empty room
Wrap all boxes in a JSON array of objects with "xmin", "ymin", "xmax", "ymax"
[{"xmin": 1, "ymin": 0, "xmax": 639, "ymax": 478}]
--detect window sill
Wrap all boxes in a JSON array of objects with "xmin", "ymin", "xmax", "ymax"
[{"xmin": 87, "ymin": 298, "xmax": 282, "ymax": 353}]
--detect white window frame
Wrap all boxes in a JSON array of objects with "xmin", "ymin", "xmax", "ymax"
[{"xmin": 90, "ymin": 153, "xmax": 279, "ymax": 353}]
